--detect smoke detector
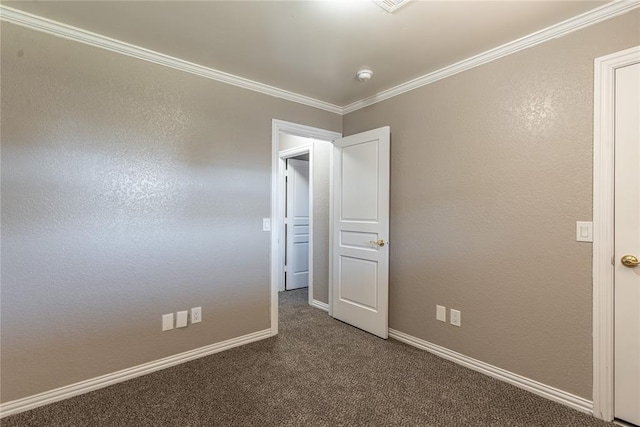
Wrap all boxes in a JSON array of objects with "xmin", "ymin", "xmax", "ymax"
[
  {"xmin": 356, "ymin": 69, "xmax": 373, "ymax": 82},
  {"xmin": 373, "ymin": 0, "xmax": 411, "ymax": 13}
]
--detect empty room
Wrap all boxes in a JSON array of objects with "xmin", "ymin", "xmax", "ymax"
[{"xmin": 1, "ymin": 1, "xmax": 639, "ymax": 426}]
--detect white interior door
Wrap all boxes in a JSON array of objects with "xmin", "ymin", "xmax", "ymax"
[
  {"xmin": 332, "ymin": 126, "xmax": 390, "ymax": 339},
  {"xmin": 614, "ymin": 61, "xmax": 640, "ymax": 426},
  {"xmin": 286, "ymin": 158, "xmax": 310, "ymax": 290}
]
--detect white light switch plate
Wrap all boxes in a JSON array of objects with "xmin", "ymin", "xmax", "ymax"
[
  {"xmin": 162, "ymin": 313, "xmax": 174, "ymax": 331},
  {"xmin": 262, "ymin": 218, "xmax": 271, "ymax": 232},
  {"xmin": 176, "ymin": 311, "xmax": 188, "ymax": 328},
  {"xmin": 436, "ymin": 305, "xmax": 446, "ymax": 322},
  {"xmin": 576, "ymin": 221, "xmax": 593, "ymax": 242}
]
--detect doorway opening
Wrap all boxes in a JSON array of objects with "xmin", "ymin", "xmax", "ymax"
[{"xmin": 270, "ymin": 120, "xmax": 341, "ymax": 336}]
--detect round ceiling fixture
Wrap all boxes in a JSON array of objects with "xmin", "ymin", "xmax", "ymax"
[{"xmin": 356, "ymin": 68, "xmax": 373, "ymax": 82}]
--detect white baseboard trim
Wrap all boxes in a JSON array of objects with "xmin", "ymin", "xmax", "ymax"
[
  {"xmin": 310, "ymin": 299, "xmax": 329, "ymax": 312},
  {"xmin": 0, "ymin": 328, "xmax": 272, "ymax": 418},
  {"xmin": 388, "ymin": 328, "xmax": 593, "ymax": 415}
]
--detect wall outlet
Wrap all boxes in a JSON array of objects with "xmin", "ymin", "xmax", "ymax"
[
  {"xmin": 450, "ymin": 309, "xmax": 461, "ymax": 327},
  {"xmin": 176, "ymin": 311, "xmax": 188, "ymax": 328},
  {"xmin": 191, "ymin": 307, "xmax": 202, "ymax": 324},
  {"xmin": 262, "ymin": 218, "xmax": 271, "ymax": 231},
  {"xmin": 162, "ymin": 313, "xmax": 174, "ymax": 331},
  {"xmin": 436, "ymin": 305, "xmax": 446, "ymax": 322}
]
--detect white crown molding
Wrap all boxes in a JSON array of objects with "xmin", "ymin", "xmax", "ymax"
[
  {"xmin": 0, "ymin": 328, "xmax": 271, "ymax": 418},
  {"xmin": 0, "ymin": 2, "xmax": 637, "ymax": 114},
  {"xmin": 343, "ymin": 0, "xmax": 640, "ymax": 114},
  {"xmin": 388, "ymin": 328, "xmax": 593, "ymax": 415},
  {"xmin": 0, "ymin": 6, "xmax": 343, "ymax": 115}
]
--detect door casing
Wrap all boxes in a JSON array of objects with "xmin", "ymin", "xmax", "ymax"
[
  {"xmin": 270, "ymin": 119, "xmax": 341, "ymax": 336},
  {"xmin": 592, "ymin": 45, "xmax": 640, "ymax": 422}
]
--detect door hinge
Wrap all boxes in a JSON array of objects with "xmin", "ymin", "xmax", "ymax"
[{"xmin": 283, "ymin": 265, "xmax": 287, "ymax": 272}]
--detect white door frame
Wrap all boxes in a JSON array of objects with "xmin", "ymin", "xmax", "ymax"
[
  {"xmin": 270, "ymin": 119, "xmax": 341, "ymax": 336},
  {"xmin": 592, "ymin": 45, "xmax": 640, "ymax": 422}
]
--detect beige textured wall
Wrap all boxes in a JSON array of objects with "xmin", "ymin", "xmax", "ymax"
[
  {"xmin": 279, "ymin": 133, "xmax": 332, "ymax": 304},
  {"xmin": 311, "ymin": 141, "xmax": 332, "ymax": 304},
  {"xmin": 343, "ymin": 10, "xmax": 640, "ymax": 399},
  {"xmin": 0, "ymin": 23, "xmax": 341, "ymax": 403}
]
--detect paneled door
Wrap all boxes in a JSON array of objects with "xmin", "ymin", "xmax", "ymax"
[
  {"xmin": 285, "ymin": 159, "xmax": 310, "ymax": 290},
  {"xmin": 614, "ymin": 61, "xmax": 640, "ymax": 426},
  {"xmin": 332, "ymin": 127, "xmax": 390, "ymax": 338}
]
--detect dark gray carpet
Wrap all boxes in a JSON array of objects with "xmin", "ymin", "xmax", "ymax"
[{"xmin": 3, "ymin": 289, "xmax": 614, "ymax": 426}]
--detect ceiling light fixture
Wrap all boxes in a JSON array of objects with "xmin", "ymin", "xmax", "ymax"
[{"xmin": 356, "ymin": 68, "xmax": 373, "ymax": 82}]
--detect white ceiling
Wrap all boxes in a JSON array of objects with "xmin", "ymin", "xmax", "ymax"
[{"xmin": 3, "ymin": 1, "xmax": 610, "ymax": 107}]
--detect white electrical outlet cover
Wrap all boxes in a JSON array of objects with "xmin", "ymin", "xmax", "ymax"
[
  {"xmin": 162, "ymin": 313, "xmax": 174, "ymax": 331},
  {"xmin": 191, "ymin": 307, "xmax": 202, "ymax": 324},
  {"xmin": 436, "ymin": 305, "xmax": 446, "ymax": 322},
  {"xmin": 450, "ymin": 309, "xmax": 461, "ymax": 327},
  {"xmin": 176, "ymin": 311, "xmax": 188, "ymax": 328}
]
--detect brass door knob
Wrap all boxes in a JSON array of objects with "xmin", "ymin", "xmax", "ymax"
[
  {"xmin": 621, "ymin": 255, "xmax": 640, "ymax": 268},
  {"xmin": 369, "ymin": 239, "xmax": 385, "ymax": 247}
]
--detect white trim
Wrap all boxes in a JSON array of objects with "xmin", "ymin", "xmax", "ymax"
[
  {"xmin": 279, "ymin": 146, "xmax": 314, "ymax": 158},
  {"xmin": 592, "ymin": 45, "xmax": 640, "ymax": 422},
  {"xmin": 311, "ymin": 299, "xmax": 329, "ymax": 312},
  {"xmin": 328, "ymin": 146, "xmax": 335, "ymax": 317},
  {"xmin": 272, "ymin": 120, "xmax": 342, "ymax": 142},
  {"xmin": 271, "ymin": 120, "xmax": 341, "ymax": 336},
  {"xmin": 343, "ymin": 0, "xmax": 640, "ymax": 114},
  {"xmin": 0, "ymin": 5, "xmax": 342, "ymax": 115},
  {"xmin": 2, "ymin": 3, "xmax": 638, "ymax": 117},
  {"xmin": 0, "ymin": 328, "xmax": 271, "ymax": 418},
  {"xmin": 388, "ymin": 328, "xmax": 593, "ymax": 415}
]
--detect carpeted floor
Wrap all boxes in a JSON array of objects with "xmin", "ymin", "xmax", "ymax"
[{"xmin": 3, "ymin": 288, "xmax": 615, "ymax": 426}]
